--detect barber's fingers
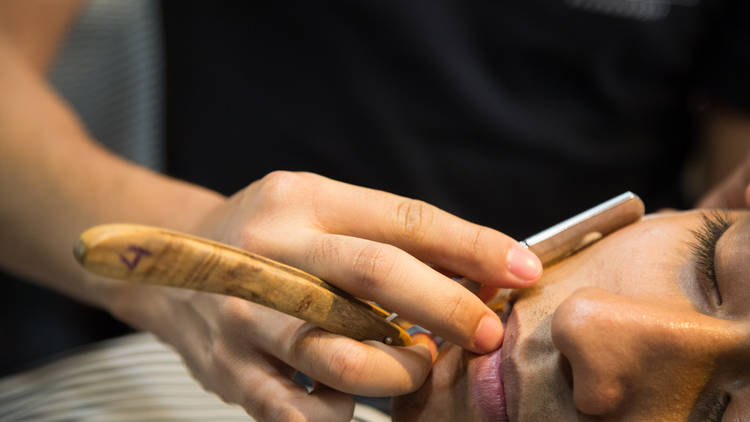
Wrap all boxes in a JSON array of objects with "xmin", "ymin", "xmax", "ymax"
[
  {"xmin": 207, "ymin": 345, "xmax": 354, "ymax": 422},
  {"xmin": 306, "ymin": 174, "xmax": 542, "ymax": 287},
  {"xmin": 222, "ymin": 297, "xmax": 434, "ymax": 396},
  {"xmin": 279, "ymin": 232, "xmax": 503, "ymax": 353}
]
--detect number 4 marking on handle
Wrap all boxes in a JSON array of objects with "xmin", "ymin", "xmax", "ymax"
[{"xmin": 120, "ymin": 245, "xmax": 152, "ymax": 270}]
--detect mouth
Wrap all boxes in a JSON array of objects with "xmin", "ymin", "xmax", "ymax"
[{"xmin": 468, "ymin": 302, "xmax": 515, "ymax": 422}]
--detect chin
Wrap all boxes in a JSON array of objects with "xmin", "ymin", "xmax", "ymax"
[{"xmin": 393, "ymin": 307, "xmax": 514, "ymax": 422}]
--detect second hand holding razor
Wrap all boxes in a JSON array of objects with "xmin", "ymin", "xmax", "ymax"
[{"xmin": 74, "ymin": 192, "xmax": 644, "ymax": 346}]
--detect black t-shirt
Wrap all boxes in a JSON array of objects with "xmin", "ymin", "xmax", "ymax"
[{"xmin": 162, "ymin": 0, "xmax": 750, "ymax": 238}]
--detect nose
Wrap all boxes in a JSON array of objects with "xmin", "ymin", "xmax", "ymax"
[{"xmin": 551, "ymin": 287, "xmax": 732, "ymax": 417}]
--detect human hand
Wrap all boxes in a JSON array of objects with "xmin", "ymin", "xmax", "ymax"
[
  {"xmin": 112, "ymin": 171, "xmax": 542, "ymax": 421},
  {"xmin": 698, "ymin": 153, "xmax": 750, "ymax": 209}
]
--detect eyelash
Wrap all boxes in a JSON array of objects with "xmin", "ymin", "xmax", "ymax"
[{"xmin": 689, "ymin": 211, "xmax": 734, "ymax": 306}]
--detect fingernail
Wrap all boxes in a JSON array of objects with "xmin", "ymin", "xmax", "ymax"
[
  {"xmin": 507, "ymin": 246, "xmax": 542, "ymax": 282},
  {"xmin": 473, "ymin": 315, "xmax": 503, "ymax": 353}
]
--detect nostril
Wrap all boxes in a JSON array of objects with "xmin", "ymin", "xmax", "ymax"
[{"xmin": 557, "ymin": 353, "xmax": 573, "ymax": 391}]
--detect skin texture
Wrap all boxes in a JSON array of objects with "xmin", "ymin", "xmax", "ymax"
[{"xmin": 394, "ymin": 210, "xmax": 750, "ymax": 421}]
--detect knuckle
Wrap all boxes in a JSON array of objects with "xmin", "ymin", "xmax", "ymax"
[
  {"xmin": 395, "ymin": 199, "xmax": 434, "ymax": 242},
  {"xmin": 305, "ymin": 235, "xmax": 341, "ymax": 267},
  {"xmin": 287, "ymin": 327, "xmax": 320, "ymax": 365},
  {"xmin": 441, "ymin": 293, "xmax": 467, "ymax": 329},
  {"xmin": 218, "ymin": 297, "xmax": 254, "ymax": 324},
  {"xmin": 233, "ymin": 226, "xmax": 259, "ymax": 251},
  {"xmin": 466, "ymin": 225, "xmax": 490, "ymax": 258},
  {"xmin": 258, "ymin": 170, "xmax": 303, "ymax": 205},
  {"xmin": 351, "ymin": 243, "xmax": 397, "ymax": 291},
  {"xmin": 217, "ymin": 298, "xmax": 265, "ymax": 339}
]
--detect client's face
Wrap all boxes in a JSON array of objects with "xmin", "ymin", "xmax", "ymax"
[{"xmin": 393, "ymin": 210, "xmax": 750, "ymax": 421}]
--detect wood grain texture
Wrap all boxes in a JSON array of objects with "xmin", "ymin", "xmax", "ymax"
[{"xmin": 74, "ymin": 224, "xmax": 412, "ymax": 346}]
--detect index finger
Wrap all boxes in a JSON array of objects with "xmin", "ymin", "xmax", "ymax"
[
  {"xmin": 293, "ymin": 232, "xmax": 504, "ymax": 354},
  {"xmin": 309, "ymin": 174, "xmax": 542, "ymax": 287}
]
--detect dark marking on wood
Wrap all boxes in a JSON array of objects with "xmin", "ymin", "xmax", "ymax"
[
  {"xmin": 296, "ymin": 294, "xmax": 314, "ymax": 313},
  {"xmin": 119, "ymin": 245, "xmax": 152, "ymax": 270}
]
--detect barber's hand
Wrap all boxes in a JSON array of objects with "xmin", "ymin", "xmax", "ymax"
[
  {"xmin": 698, "ymin": 154, "xmax": 750, "ymax": 209},
  {"xmin": 112, "ymin": 171, "xmax": 542, "ymax": 422}
]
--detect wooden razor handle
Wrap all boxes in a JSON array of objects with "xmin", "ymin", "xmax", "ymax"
[{"xmin": 74, "ymin": 224, "xmax": 412, "ymax": 346}]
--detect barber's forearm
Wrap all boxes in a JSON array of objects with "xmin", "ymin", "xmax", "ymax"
[{"xmin": 0, "ymin": 33, "xmax": 225, "ymax": 309}]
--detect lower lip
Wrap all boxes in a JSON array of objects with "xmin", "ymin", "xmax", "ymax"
[{"xmin": 469, "ymin": 323, "xmax": 509, "ymax": 422}]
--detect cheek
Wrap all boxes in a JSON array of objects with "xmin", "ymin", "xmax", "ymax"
[
  {"xmin": 574, "ymin": 232, "xmax": 689, "ymax": 302},
  {"xmin": 633, "ymin": 370, "xmax": 713, "ymax": 422}
]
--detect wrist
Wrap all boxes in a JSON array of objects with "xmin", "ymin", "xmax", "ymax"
[
  {"xmin": 162, "ymin": 184, "xmax": 227, "ymax": 235},
  {"xmin": 107, "ymin": 279, "xmax": 174, "ymax": 333}
]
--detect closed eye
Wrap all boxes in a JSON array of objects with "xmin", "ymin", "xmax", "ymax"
[{"xmin": 688, "ymin": 211, "xmax": 734, "ymax": 307}]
